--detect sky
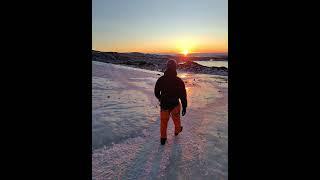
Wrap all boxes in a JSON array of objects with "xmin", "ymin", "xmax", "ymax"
[{"xmin": 93, "ymin": 0, "xmax": 228, "ymax": 54}]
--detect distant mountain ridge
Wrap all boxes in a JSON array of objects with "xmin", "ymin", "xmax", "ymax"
[
  {"xmin": 92, "ymin": 50, "xmax": 227, "ymax": 61},
  {"xmin": 156, "ymin": 52, "xmax": 228, "ymax": 58}
]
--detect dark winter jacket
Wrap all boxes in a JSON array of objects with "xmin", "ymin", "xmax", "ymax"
[{"xmin": 154, "ymin": 69, "xmax": 187, "ymax": 110}]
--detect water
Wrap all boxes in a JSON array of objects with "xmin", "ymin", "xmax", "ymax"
[
  {"xmin": 194, "ymin": 60, "xmax": 228, "ymax": 68},
  {"xmin": 156, "ymin": 53, "xmax": 228, "ymax": 57}
]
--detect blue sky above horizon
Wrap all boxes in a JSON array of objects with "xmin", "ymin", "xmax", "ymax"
[{"xmin": 93, "ymin": 0, "xmax": 228, "ymax": 54}]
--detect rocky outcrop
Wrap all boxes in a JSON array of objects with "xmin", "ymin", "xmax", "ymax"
[
  {"xmin": 92, "ymin": 50, "xmax": 228, "ymax": 76},
  {"xmin": 177, "ymin": 61, "xmax": 228, "ymax": 76}
]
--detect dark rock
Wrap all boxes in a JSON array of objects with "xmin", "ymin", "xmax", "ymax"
[
  {"xmin": 177, "ymin": 61, "xmax": 228, "ymax": 76},
  {"xmin": 92, "ymin": 50, "xmax": 227, "ymax": 76}
]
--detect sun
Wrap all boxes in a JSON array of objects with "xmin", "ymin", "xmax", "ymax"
[{"xmin": 182, "ymin": 49, "xmax": 189, "ymax": 56}]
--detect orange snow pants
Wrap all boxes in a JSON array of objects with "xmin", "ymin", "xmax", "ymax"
[{"xmin": 160, "ymin": 103, "xmax": 181, "ymax": 138}]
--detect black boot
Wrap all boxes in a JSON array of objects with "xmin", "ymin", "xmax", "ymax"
[
  {"xmin": 175, "ymin": 126, "xmax": 183, "ymax": 136},
  {"xmin": 160, "ymin": 138, "xmax": 167, "ymax": 145}
]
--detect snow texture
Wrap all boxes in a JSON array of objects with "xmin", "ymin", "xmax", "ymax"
[{"xmin": 92, "ymin": 61, "xmax": 228, "ymax": 180}]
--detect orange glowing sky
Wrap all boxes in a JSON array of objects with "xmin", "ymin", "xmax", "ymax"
[{"xmin": 93, "ymin": 0, "xmax": 228, "ymax": 54}]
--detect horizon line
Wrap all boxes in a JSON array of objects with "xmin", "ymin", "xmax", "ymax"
[{"xmin": 92, "ymin": 49, "xmax": 228, "ymax": 54}]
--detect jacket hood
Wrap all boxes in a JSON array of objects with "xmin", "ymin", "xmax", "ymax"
[{"xmin": 164, "ymin": 68, "xmax": 177, "ymax": 77}]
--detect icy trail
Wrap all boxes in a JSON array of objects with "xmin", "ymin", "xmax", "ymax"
[{"xmin": 92, "ymin": 61, "xmax": 228, "ymax": 180}]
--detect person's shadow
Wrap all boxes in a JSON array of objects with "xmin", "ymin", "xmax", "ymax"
[{"xmin": 150, "ymin": 136, "xmax": 183, "ymax": 179}]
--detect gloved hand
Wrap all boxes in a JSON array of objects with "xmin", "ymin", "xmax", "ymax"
[{"xmin": 182, "ymin": 108, "xmax": 186, "ymax": 116}]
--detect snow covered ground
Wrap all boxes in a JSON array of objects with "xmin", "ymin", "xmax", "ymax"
[{"xmin": 92, "ymin": 61, "xmax": 228, "ymax": 180}]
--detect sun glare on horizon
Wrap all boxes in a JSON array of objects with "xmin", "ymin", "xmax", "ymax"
[{"xmin": 182, "ymin": 49, "xmax": 189, "ymax": 56}]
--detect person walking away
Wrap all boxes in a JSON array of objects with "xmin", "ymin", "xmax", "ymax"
[{"xmin": 154, "ymin": 60, "xmax": 187, "ymax": 145}]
